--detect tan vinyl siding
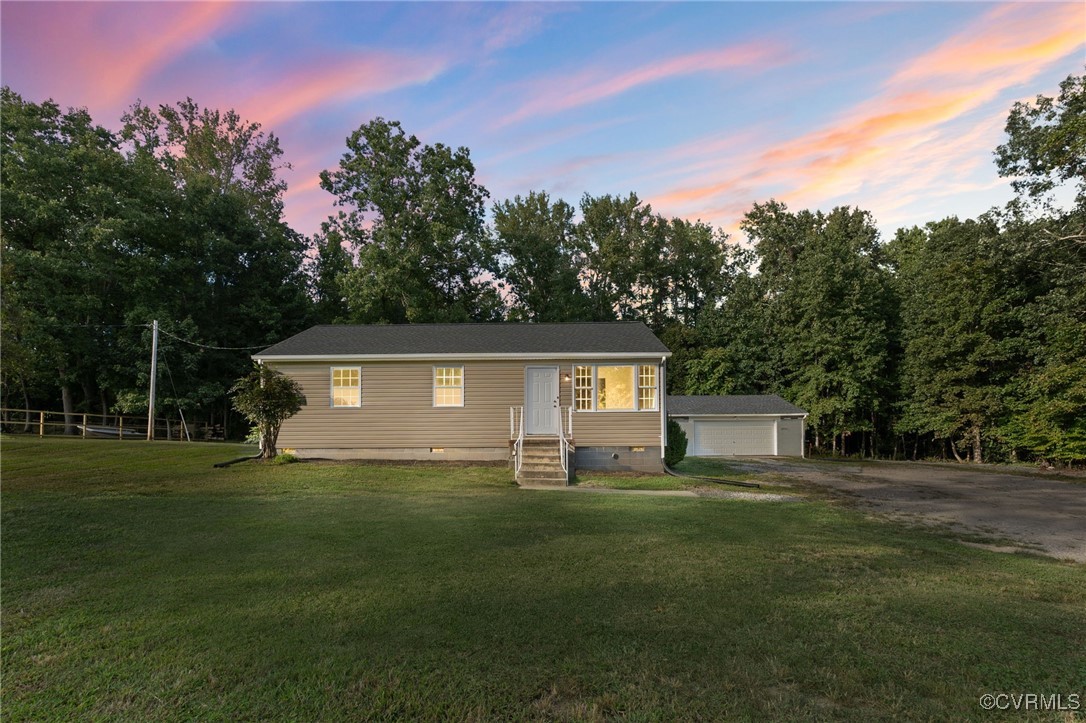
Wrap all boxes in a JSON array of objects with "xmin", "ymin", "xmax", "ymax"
[{"xmin": 269, "ymin": 359, "xmax": 663, "ymax": 450}]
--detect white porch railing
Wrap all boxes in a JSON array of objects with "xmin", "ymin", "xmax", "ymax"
[
  {"xmin": 510, "ymin": 406, "xmax": 526, "ymax": 475},
  {"xmin": 510, "ymin": 406, "xmax": 573, "ymax": 477},
  {"xmin": 557, "ymin": 406, "xmax": 572, "ymax": 476}
]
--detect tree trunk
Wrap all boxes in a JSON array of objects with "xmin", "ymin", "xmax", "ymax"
[
  {"xmin": 949, "ymin": 437, "xmax": 964, "ymax": 463},
  {"xmin": 22, "ymin": 382, "xmax": 31, "ymax": 433},
  {"xmin": 871, "ymin": 413, "xmax": 878, "ymax": 459},
  {"xmin": 61, "ymin": 384, "xmax": 76, "ymax": 435},
  {"xmin": 262, "ymin": 423, "xmax": 279, "ymax": 459},
  {"xmin": 972, "ymin": 426, "xmax": 983, "ymax": 464}
]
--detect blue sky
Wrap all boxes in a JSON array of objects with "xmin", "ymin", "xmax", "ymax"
[{"xmin": 3, "ymin": 1, "xmax": 1083, "ymax": 239}]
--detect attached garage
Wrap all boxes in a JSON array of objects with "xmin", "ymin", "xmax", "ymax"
[{"xmin": 668, "ymin": 395, "xmax": 808, "ymax": 458}]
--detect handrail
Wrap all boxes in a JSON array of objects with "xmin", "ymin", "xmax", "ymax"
[
  {"xmin": 557, "ymin": 405, "xmax": 571, "ymax": 477},
  {"xmin": 511, "ymin": 405, "xmax": 526, "ymax": 476}
]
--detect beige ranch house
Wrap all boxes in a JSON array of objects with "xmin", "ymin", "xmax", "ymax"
[{"xmin": 253, "ymin": 322, "xmax": 672, "ymax": 485}]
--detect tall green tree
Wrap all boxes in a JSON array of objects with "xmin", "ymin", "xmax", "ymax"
[
  {"xmin": 577, "ymin": 192, "xmax": 652, "ymax": 321},
  {"xmin": 992, "ymin": 70, "xmax": 1086, "ymax": 463},
  {"xmin": 737, "ymin": 202, "xmax": 895, "ymax": 454},
  {"xmin": 1, "ymin": 90, "xmax": 310, "ymax": 436},
  {"xmin": 492, "ymin": 191, "xmax": 592, "ymax": 321},
  {"xmin": 996, "ymin": 71, "xmax": 1086, "ymax": 211},
  {"xmin": 1, "ymin": 89, "xmax": 143, "ymax": 429},
  {"xmin": 320, "ymin": 118, "xmax": 501, "ymax": 323},
  {"xmin": 119, "ymin": 98, "xmax": 312, "ymax": 429},
  {"xmin": 890, "ymin": 217, "xmax": 1021, "ymax": 463},
  {"xmin": 310, "ymin": 226, "xmax": 353, "ymax": 324}
]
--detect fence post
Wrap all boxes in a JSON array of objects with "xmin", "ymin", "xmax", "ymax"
[
  {"xmin": 119, "ymin": 416, "xmax": 124, "ymax": 440},
  {"xmin": 39, "ymin": 411, "xmax": 45, "ymax": 437},
  {"xmin": 82, "ymin": 413, "xmax": 88, "ymax": 439}
]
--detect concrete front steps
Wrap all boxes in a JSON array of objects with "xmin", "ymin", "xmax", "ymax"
[{"xmin": 516, "ymin": 437, "xmax": 570, "ymax": 486}]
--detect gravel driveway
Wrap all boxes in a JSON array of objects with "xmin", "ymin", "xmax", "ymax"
[{"xmin": 753, "ymin": 458, "xmax": 1086, "ymax": 562}]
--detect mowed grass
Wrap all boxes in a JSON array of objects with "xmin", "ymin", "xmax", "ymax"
[{"xmin": 3, "ymin": 438, "xmax": 1084, "ymax": 721}]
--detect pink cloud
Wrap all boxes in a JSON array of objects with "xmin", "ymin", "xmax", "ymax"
[
  {"xmin": 496, "ymin": 39, "xmax": 791, "ymax": 128},
  {"xmin": 233, "ymin": 52, "xmax": 447, "ymax": 129},
  {"xmin": 647, "ymin": 2, "xmax": 1084, "ymax": 229},
  {"xmin": 3, "ymin": 3, "xmax": 238, "ymax": 111}
]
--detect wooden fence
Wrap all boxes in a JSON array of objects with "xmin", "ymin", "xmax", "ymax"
[{"xmin": 0, "ymin": 408, "xmax": 225, "ymax": 442}]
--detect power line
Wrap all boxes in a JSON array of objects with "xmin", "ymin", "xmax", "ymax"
[
  {"xmin": 44, "ymin": 321, "xmax": 268, "ymax": 351},
  {"xmin": 155, "ymin": 327, "xmax": 268, "ymax": 351}
]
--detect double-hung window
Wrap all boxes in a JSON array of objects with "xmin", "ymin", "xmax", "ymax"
[
  {"xmin": 573, "ymin": 364, "xmax": 658, "ymax": 411},
  {"xmin": 330, "ymin": 367, "xmax": 361, "ymax": 407},
  {"xmin": 433, "ymin": 367, "xmax": 464, "ymax": 407},
  {"xmin": 638, "ymin": 365, "xmax": 658, "ymax": 410}
]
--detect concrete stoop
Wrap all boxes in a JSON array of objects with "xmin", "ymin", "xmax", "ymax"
[{"xmin": 515, "ymin": 437, "xmax": 570, "ymax": 486}]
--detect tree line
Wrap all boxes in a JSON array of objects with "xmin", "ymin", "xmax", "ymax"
[{"xmin": 2, "ymin": 71, "xmax": 1083, "ymax": 463}]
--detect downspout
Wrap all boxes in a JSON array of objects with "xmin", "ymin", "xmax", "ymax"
[
  {"xmin": 660, "ymin": 356, "xmax": 667, "ymax": 461},
  {"xmin": 802, "ymin": 413, "xmax": 809, "ymax": 458}
]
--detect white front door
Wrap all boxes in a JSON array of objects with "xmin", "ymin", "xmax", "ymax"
[{"xmin": 525, "ymin": 366, "xmax": 559, "ymax": 435}]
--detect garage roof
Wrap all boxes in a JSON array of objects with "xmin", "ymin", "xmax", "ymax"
[{"xmin": 667, "ymin": 394, "xmax": 806, "ymax": 416}]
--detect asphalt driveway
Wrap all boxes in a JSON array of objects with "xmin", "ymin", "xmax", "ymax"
[{"xmin": 752, "ymin": 458, "xmax": 1086, "ymax": 562}]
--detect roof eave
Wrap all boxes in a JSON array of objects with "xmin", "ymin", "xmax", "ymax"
[{"xmin": 254, "ymin": 351, "xmax": 672, "ymax": 362}]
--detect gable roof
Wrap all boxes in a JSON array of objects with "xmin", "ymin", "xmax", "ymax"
[
  {"xmin": 255, "ymin": 322, "xmax": 670, "ymax": 359},
  {"xmin": 667, "ymin": 394, "xmax": 806, "ymax": 416}
]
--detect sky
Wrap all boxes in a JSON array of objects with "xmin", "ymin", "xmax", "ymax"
[{"xmin": 2, "ymin": 1, "xmax": 1083, "ymax": 241}]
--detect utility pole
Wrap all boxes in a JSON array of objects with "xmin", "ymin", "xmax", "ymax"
[{"xmin": 147, "ymin": 319, "xmax": 158, "ymax": 441}]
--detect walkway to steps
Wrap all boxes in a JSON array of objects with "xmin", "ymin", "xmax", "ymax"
[
  {"xmin": 518, "ymin": 484, "xmax": 802, "ymax": 501},
  {"xmin": 518, "ymin": 484, "xmax": 697, "ymax": 497}
]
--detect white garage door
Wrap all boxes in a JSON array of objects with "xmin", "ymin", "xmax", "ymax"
[{"xmin": 693, "ymin": 419, "xmax": 775, "ymax": 456}]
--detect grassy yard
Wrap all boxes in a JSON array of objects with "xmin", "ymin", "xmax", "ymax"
[{"xmin": 3, "ymin": 438, "xmax": 1084, "ymax": 721}]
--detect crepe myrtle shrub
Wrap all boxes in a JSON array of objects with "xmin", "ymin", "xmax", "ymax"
[
  {"xmin": 665, "ymin": 419, "xmax": 688, "ymax": 467},
  {"xmin": 230, "ymin": 363, "xmax": 306, "ymax": 459}
]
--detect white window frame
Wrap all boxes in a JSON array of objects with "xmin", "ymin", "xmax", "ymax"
[
  {"xmin": 572, "ymin": 364, "xmax": 659, "ymax": 413},
  {"xmin": 330, "ymin": 366, "xmax": 361, "ymax": 408},
  {"xmin": 638, "ymin": 364, "xmax": 658, "ymax": 411},
  {"xmin": 433, "ymin": 366, "xmax": 465, "ymax": 408}
]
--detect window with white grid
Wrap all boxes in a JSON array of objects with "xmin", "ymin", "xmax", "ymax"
[
  {"xmin": 574, "ymin": 366, "xmax": 594, "ymax": 411},
  {"xmin": 638, "ymin": 365, "xmax": 657, "ymax": 410},
  {"xmin": 330, "ymin": 367, "xmax": 361, "ymax": 407},
  {"xmin": 433, "ymin": 367, "xmax": 464, "ymax": 407}
]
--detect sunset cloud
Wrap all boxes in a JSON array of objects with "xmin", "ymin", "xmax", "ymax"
[
  {"xmin": 648, "ymin": 2, "xmax": 1084, "ymax": 230},
  {"xmin": 3, "ymin": 2, "xmax": 1081, "ymax": 240},
  {"xmin": 496, "ymin": 39, "xmax": 791, "ymax": 128},
  {"xmin": 2, "ymin": 2, "xmax": 238, "ymax": 112},
  {"xmin": 234, "ymin": 52, "xmax": 447, "ymax": 129}
]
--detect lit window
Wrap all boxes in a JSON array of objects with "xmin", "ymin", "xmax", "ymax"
[
  {"xmin": 574, "ymin": 366, "xmax": 593, "ymax": 411},
  {"xmin": 434, "ymin": 367, "xmax": 464, "ymax": 407},
  {"xmin": 330, "ymin": 367, "xmax": 360, "ymax": 407},
  {"xmin": 638, "ymin": 365, "xmax": 657, "ymax": 410},
  {"xmin": 597, "ymin": 365, "xmax": 635, "ymax": 411},
  {"xmin": 573, "ymin": 364, "xmax": 658, "ymax": 412}
]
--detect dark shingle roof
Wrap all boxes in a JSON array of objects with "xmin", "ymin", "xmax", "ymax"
[
  {"xmin": 256, "ymin": 322, "xmax": 670, "ymax": 357},
  {"xmin": 667, "ymin": 394, "xmax": 806, "ymax": 416}
]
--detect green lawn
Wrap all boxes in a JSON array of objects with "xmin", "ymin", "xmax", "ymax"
[{"xmin": 3, "ymin": 437, "xmax": 1084, "ymax": 721}]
